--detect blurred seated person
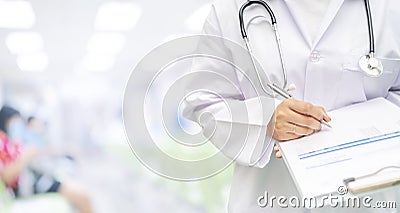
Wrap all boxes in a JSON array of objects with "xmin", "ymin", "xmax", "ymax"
[
  {"xmin": 14, "ymin": 115, "xmax": 62, "ymax": 155},
  {"xmin": 0, "ymin": 106, "xmax": 93, "ymax": 213},
  {"xmin": 24, "ymin": 116, "xmax": 76, "ymax": 178},
  {"xmin": 25, "ymin": 116, "xmax": 49, "ymax": 150}
]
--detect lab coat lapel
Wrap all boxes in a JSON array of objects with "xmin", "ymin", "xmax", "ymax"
[
  {"xmin": 312, "ymin": 0, "xmax": 345, "ymax": 50},
  {"xmin": 283, "ymin": 0, "xmax": 312, "ymax": 48}
]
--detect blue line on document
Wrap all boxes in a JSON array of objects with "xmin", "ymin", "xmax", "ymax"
[
  {"xmin": 299, "ymin": 131, "xmax": 400, "ymax": 158},
  {"xmin": 305, "ymin": 158, "xmax": 352, "ymax": 170},
  {"xmin": 299, "ymin": 131, "xmax": 400, "ymax": 160}
]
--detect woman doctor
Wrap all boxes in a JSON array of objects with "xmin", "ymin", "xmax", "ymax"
[{"xmin": 183, "ymin": 0, "xmax": 400, "ymax": 212}]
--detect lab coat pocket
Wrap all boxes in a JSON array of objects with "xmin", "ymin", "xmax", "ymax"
[
  {"xmin": 336, "ymin": 66, "xmax": 367, "ymax": 108},
  {"xmin": 342, "ymin": 57, "xmax": 400, "ymax": 101}
]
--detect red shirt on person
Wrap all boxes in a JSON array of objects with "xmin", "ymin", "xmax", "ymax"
[{"xmin": 0, "ymin": 130, "xmax": 21, "ymax": 188}]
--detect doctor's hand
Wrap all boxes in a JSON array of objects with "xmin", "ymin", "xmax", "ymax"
[
  {"xmin": 272, "ymin": 99, "xmax": 331, "ymax": 141},
  {"xmin": 274, "ymin": 145, "xmax": 282, "ymax": 158}
]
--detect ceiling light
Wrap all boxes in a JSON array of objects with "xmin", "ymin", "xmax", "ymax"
[
  {"xmin": 87, "ymin": 33, "xmax": 126, "ymax": 55},
  {"xmin": 95, "ymin": 2, "xmax": 141, "ymax": 31},
  {"xmin": 17, "ymin": 52, "xmax": 48, "ymax": 72},
  {"xmin": 185, "ymin": 4, "xmax": 212, "ymax": 32},
  {"xmin": 83, "ymin": 54, "xmax": 115, "ymax": 72},
  {"xmin": 0, "ymin": 1, "xmax": 35, "ymax": 29},
  {"xmin": 5, "ymin": 32, "xmax": 43, "ymax": 55}
]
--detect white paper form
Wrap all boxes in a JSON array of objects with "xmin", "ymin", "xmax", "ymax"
[{"xmin": 279, "ymin": 98, "xmax": 400, "ymax": 198}]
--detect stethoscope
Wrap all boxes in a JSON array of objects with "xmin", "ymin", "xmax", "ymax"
[{"xmin": 239, "ymin": 0, "xmax": 383, "ymax": 99}]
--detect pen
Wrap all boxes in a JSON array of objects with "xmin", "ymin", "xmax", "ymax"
[{"xmin": 268, "ymin": 83, "xmax": 332, "ymax": 128}]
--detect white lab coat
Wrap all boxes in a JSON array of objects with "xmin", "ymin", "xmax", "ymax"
[{"xmin": 183, "ymin": 0, "xmax": 400, "ymax": 212}]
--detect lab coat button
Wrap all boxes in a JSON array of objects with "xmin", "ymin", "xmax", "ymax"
[{"xmin": 310, "ymin": 51, "xmax": 321, "ymax": 62}]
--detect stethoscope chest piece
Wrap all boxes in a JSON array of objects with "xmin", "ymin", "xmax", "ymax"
[{"xmin": 359, "ymin": 55, "xmax": 383, "ymax": 77}]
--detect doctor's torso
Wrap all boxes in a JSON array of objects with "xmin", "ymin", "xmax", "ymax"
[
  {"xmin": 205, "ymin": 0, "xmax": 400, "ymax": 212},
  {"xmin": 213, "ymin": 0, "xmax": 400, "ymax": 111}
]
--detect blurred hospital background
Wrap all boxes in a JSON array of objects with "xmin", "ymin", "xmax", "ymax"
[{"xmin": 0, "ymin": 0, "xmax": 235, "ymax": 212}]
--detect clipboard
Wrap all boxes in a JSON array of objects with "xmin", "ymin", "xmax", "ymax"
[
  {"xmin": 278, "ymin": 98, "xmax": 400, "ymax": 198},
  {"xmin": 343, "ymin": 166, "xmax": 400, "ymax": 195}
]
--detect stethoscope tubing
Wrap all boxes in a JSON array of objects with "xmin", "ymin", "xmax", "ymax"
[
  {"xmin": 238, "ymin": 0, "xmax": 379, "ymax": 95},
  {"xmin": 239, "ymin": 0, "xmax": 276, "ymax": 38},
  {"xmin": 363, "ymin": 0, "xmax": 375, "ymax": 54},
  {"xmin": 240, "ymin": 0, "xmax": 375, "ymax": 54},
  {"xmin": 239, "ymin": 0, "xmax": 289, "ymax": 96}
]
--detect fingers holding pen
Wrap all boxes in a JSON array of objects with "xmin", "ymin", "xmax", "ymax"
[
  {"xmin": 273, "ymin": 99, "xmax": 332, "ymax": 141},
  {"xmin": 285, "ymin": 109, "xmax": 322, "ymax": 131},
  {"xmin": 287, "ymin": 99, "xmax": 332, "ymax": 123}
]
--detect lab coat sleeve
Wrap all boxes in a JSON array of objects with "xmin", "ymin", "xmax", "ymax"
[{"xmin": 182, "ymin": 5, "xmax": 276, "ymax": 168}]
